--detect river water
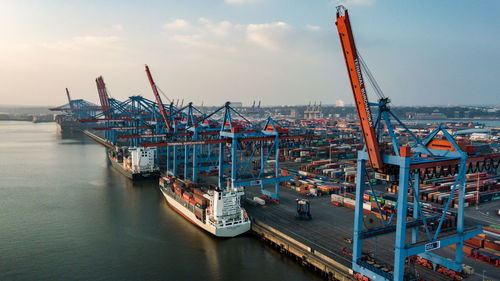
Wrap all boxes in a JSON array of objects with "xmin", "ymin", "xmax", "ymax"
[{"xmin": 0, "ymin": 121, "xmax": 322, "ymax": 281}]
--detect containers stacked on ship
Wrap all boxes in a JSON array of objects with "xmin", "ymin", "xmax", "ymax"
[{"xmin": 159, "ymin": 176, "xmax": 251, "ymax": 237}]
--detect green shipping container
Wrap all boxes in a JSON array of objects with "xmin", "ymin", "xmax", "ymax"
[{"xmin": 385, "ymin": 200, "xmax": 396, "ymax": 207}]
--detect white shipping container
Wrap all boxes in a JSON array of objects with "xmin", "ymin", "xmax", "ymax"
[
  {"xmin": 344, "ymin": 198, "xmax": 355, "ymax": 206},
  {"xmin": 331, "ymin": 194, "xmax": 344, "ymax": 203},
  {"xmin": 298, "ymin": 170, "xmax": 309, "ymax": 176},
  {"xmin": 253, "ymin": 197, "xmax": 265, "ymax": 205},
  {"xmin": 363, "ymin": 202, "xmax": 371, "ymax": 211},
  {"xmin": 323, "ymin": 168, "xmax": 334, "ymax": 175}
]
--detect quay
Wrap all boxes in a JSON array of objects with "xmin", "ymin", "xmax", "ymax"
[{"xmin": 83, "ymin": 130, "xmax": 114, "ymax": 149}]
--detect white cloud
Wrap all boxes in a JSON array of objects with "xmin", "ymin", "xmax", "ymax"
[
  {"xmin": 199, "ymin": 17, "xmax": 210, "ymax": 24},
  {"xmin": 165, "ymin": 19, "xmax": 245, "ymax": 52},
  {"xmin": 161, "ymin": 18, "xmax": 330, "ymax": 56},
  {"xmin": 163, "ymin": 19, "xmax": 191, "ymax": 30},
  {"xmin": 247, "ymin": 22, "xmax": 291, "ymax": 51},
  {"xmin": 152, "ymin": 18, "xmax": 340, "ymax": 106},
  {"xmin": 202, "ymin": 19, "xmax": 244, "ymax": 36}
]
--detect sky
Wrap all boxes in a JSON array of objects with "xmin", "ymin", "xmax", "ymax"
[{"xmin": 0, "ymin": 0, "xmax": 499, "ymax": 107}]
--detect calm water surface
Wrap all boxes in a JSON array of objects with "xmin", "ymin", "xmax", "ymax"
[{"xmin": 0, "ymin": 121, "xmax": 322, "ymax": 281}]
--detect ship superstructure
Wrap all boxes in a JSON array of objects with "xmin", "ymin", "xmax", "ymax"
[
  {"xmin": 108, "ymin": 146, "xmax": 160, "ymax": 180},
  {"xmin": 159, "ymin": 176, "xmax": 251, "ymax": 237}
]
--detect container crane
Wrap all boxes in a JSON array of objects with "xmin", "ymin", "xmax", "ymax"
[
  {"xmin": 96, "ymin": 76, "xmax": 112, "ymax": 118},
  {"xmin": 145, "ymin": 64, "xmax": 172, "ymax": 131},
  {"xmin": 65, "ymin": 88, "xmax": 73, "ymax": 111},
  {"xmin": 335, "ymin": 5, "xmax": 482, "ymax": 281}
]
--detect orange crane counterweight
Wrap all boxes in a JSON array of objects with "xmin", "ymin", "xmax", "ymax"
[{"xmin": 335, "ymin": 6, "xmax": 383, "ymax": 170}]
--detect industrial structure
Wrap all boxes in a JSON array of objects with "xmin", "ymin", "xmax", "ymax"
[
  {"xmin": 335, "ymin": 6, "xmax": 483, "ymax": 280},
  {"xmin": 47, "ymin": 8, "xmax": 500, "ymax": 279}
]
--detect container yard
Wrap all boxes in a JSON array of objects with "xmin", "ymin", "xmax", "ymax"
[{"xmin": 2, "ymin": 2, "xmax": 500, "ymax": 281}]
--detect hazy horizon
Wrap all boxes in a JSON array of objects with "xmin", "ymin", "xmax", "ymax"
[
  {"xmin": 1, "ymin": 0, "xmax": 499, "ymax": 107},
  {"xmin": 1, "ymin": 103, "xmax": 499, "ymax": 109}
]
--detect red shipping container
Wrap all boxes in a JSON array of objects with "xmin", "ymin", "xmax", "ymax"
[
  {"xmin": 466, "ymin": 237, "xmax": 484, "ymax": 248},
  {"xmin": 183, "ymin": 192, "xmax": 192, "ymax": 202},
  {"xmin": 484, "ymin": 240, "xmax": 500, "ymax": 252},
  {"xmin": 193, "ymin": 188, "xmax": 204, "ymax": 197}
]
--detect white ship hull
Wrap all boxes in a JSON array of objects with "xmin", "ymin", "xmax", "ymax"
[{"xmin": 160, "ymin": 188, "xmax": 251, "ymax": 237}]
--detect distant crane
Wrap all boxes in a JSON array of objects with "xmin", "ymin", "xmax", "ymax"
[
  {"xmin": 145, "ymin": 65, "xmax": 172, "ymax": 131},
  {"xmin": 95, "ymin": 76, "xmax": 111, "ymax": 118},
  {"xmin": 65, "ymin": 88, "xmax": 73, "ymax": 111}
]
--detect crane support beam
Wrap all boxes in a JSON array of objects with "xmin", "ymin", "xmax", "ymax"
[
  {"xmin": 96, "ymin": 76, "xmax": 111, "ymax": 117},
  {"xmin": 65, "ymin": 88, "xmax": 73, "ymax": 110},
  {"xmin": 92, "ymin": 126, "xmax": 149, "ymax": 131},
  {"xmin": 139, "ymin": 134, "xmax": 313, "ymax": 147},
  {"xmin": 335, "ymin": 7, "xmax": 383, "ymax": 169},
  {"xmin": 79, "ymin": 118, "xmax": 137, "ymax": 123},
  {"xmin": 117, "ymin": 130, "xmax": 220, "ymax": 139}
]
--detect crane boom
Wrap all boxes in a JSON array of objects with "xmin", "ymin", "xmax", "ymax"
[
  {"xmin": 335, "ymin": 6, "xmax": 383, "ymax": 170},
  {"xmin": 145, "ymin": 65, "xmax": 172, "ymax": 131},
  {"xmin": 95, "ymin": 76, "xmax": 111, "ymax": 118},
  {"xmin": 65, "ymin": 88, "xmax": 73, "ymax": 110}
]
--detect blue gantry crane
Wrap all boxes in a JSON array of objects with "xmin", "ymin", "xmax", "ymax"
[{"xmin": 139, "ymin": 65, "xmax": 316, "ymax": 201}]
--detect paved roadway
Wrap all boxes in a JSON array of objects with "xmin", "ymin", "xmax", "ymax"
[{"xmin": 464, "ymin": 201, "xmax": 500, "ymax": 226}]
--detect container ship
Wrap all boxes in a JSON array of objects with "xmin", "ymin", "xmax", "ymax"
[
  {"xmin": 108, "ymin": 147, "xmax": 160, "ymax": 180},
  {"xmin": 54, "ymin": 114, "xmax": 81, "ymax": 134},
  {"xmin": 159, "ymin": 176, "xmax": 251, "ymax": 237}
]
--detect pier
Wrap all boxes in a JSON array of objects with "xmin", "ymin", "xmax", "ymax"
[{"xmin": 83, "ymin": 130, "xmax": 114, "ymax": 149}]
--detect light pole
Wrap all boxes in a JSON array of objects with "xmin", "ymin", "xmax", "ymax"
[
  {"xmin": 329, "ymin": 143, "xmax": 334, "ymax": 163},
  {"xmin": 476, "ymin": 172, "xmax": 480, "ymax": 210}
]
